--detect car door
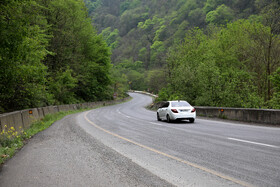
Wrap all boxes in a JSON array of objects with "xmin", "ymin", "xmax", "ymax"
[
  {"xmin": 160, "ymin": 102, "xmax": 169, "ymax": 119},
  {"xmin": 158, "ymin": 103, "xmax": 164, "ymax": 119}
]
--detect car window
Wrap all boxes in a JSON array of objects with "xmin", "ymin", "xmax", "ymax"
[
  {"xmin": 163, "ymin": 102, "xmax": 169, "ymax": 108},
  {"xmin": 158, "ymin": 102, "xmax": 163, "ymax": 108},
  {"xmin": 171, "ymin": 101, "xmax": 191, "ymax": 107}
]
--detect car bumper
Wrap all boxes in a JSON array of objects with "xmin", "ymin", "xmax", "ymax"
[{"xmin": 169, "ymin": 112, "xmax": 196, "ymax": 120}]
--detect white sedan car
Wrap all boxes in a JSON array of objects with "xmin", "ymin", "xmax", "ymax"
[{"xmin": 157, "ymin": 100, "xmax": 196, "ymax": 123}]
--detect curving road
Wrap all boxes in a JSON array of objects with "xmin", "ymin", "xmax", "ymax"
[
  {"xmin": 84, "ymin": 92, "xmax": 280, "ymax": 187},
  {"xmin": 0, "ymin": 92, "xmax": 279, "ymax": 187}
]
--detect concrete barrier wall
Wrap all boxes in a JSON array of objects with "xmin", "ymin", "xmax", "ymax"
[
  {"xmin": 21, "ymin": 108, "xmax": 40, "ymax": 129},
  {"xmin": 195, "ymin": 107, "xmax": 280, "ymax": 125},
  {"xmin": 37, "ymin": 108, "xmax": 44, "ymax": 119},
  {"xmin": 0, "ymin": 111, "xmax": 24, "ymax": 131},
  {"xmin": 0, "ymin": 97, "xmax": 130, "ymax": 133},
  {"xmin": 57, "ymin": 105, "xmax": 70, "ymax": 112},
  {"xmin": 130, "ymin": 90, "xmax": 157, "ymax": 98}
]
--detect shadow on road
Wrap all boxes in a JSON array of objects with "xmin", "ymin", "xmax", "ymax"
[{"xmin": 159, "ymin": 120, "xmax": 194, "ymax": 124}]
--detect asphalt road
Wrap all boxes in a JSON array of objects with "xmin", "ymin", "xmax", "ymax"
[{"xmin": 0, "ymin": 92, "xmax": 279, "ymax": 187}]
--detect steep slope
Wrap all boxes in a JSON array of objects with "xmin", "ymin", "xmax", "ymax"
[{"xmin": 86, "ymin": 0, "xmax": 261, "ymax": 68}]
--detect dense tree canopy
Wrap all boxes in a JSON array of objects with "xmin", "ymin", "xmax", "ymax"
[
  {"xmin": 165, "ymin": 20, "xmax": 280, "ymax": 108},
  {"xmin": 0, "ymin": 0, "xmax": 112, "ymax": 113},
  {"xmin": 88, "ymin": 0, "xmax": 270, "ymax": 68}
]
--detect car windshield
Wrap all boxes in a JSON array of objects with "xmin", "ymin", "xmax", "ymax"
[{"xmin": 171, "ymin": 101, "xmax": 191, "ymax": 107}]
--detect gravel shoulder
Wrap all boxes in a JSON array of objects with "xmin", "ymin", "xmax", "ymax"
[{"xmin": 0, "ymin": 112, "xmax": 173, "ymax": 187}]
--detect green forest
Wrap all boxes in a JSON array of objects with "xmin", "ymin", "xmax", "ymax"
[
  {"xmin": 0, "ymin": 0, "xmax": 113, "ymax": 113},
  {"xmin": 1, "ymin": 0, "xmax": 279, "ymax": 113},
  {"xmin": 86, "ymin": 0, "xmax": 280, "ymax": 109}
]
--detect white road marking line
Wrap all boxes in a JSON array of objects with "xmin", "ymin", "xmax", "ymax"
[
  {"xmin": 117, "ymin": 109, "xmax": 131, "ymax": 119},
  {"xmin": 228, "ymin": 138, "xmax": 279, "ymax": 148},
  {"xmin": 150, "ymin": 122, "xmax": 165, "ymax": 126}
]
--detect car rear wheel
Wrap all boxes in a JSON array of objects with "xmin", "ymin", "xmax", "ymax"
[
  {"xmin": 157, "ymin": 113, "xmax": 161, "ymax": 121},
  {"xmin": 166, "ymin": 115, "xmax": 172, "ymax": 123},
  {"xmin": 189, "ymin": 118, "xmax": 195, "ymax": 123}
]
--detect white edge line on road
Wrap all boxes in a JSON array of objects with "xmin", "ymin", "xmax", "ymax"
[
  {"xmin": 84, "ymin": 111, "xmax": 254, "ymax": 187},
  {"xmin": 117, "ymin": 108, "xmax": 131, "ymax": 119},
  {"xmin": 228, "ymin": 138, "xmax": 278, "ymax": 148},
  {"xmin": 149, "ymin": 122, "xmax": 165, "ymax": 126}
]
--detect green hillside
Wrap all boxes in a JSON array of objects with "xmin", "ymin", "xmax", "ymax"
[
  {"xmin": 86, "ymin": 0, "xmax": 271, "ymax": 67},
  {"xmin": 86, "ymin": 0, "xmax": 280, "ymax": 108}
]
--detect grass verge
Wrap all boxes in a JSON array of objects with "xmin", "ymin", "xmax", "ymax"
[{"xmin": 0, "ymin": 108, "xmax": 90, "ymax": 165}]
